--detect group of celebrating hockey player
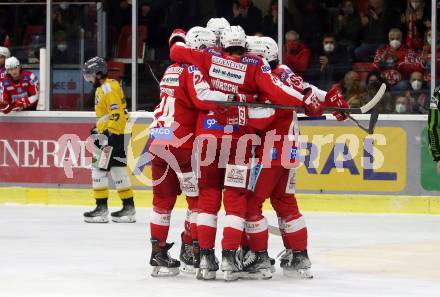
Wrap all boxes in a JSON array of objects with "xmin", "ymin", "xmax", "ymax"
[{"xmin": 81, "ymin": 17, "xmax": 350, "ymax": 282}]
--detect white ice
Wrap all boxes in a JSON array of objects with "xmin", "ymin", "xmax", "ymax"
[{"xmin": 0, "ymin": 204, "xmax": 439, "ymax": 297}]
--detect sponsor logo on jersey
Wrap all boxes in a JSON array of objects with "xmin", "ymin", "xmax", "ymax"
[
  {"xmin": 261, "ymin": 65, "xmax": 271, "ymax": 73},
  {"xmin": 2, "ymin": 79, "xmax": 10, "ymax": 86},
  {"xmin": 160, "ymin": 87, "xmax": 175, "ymax": 97},
  {"xmin": 165, "ymin": 66, "xmax": 184, "ymax": 75},
  {"xmin": 209, "ymin": 64, "xmax": 245, "ymax": 84},
  {"xmin": 160, "ymin": 73, "xmax": 180, "ymax": 87},
  {"xmin": 203, "ymin": 117, "xmax": 238, "ymax": 131},
  {"xmin": 6, "ymin": 86, "xmax": 14, "ymax": 91},
  {"xmin": 150, "ymin": 127, "xmax": 174, "ymax": 140},
  {"xmin": 211, "ymin": 78, "xmax": 239, "ymax": 93},
  {"xmin": 224, "ymin": 164, "xmax": 248, "ymax": 188},
  {"xmin": 240, "ymin": 56, "xmax": 259, "ymax": 65},
  {"xmin": 207, "ymin": 48, "xmax": 222, "ymax": 56},
  {"xmin": 187, "ymin": 65, "xmax": 198, "ymax": 73},
  {"xmin": 110, "ymin": 104, "xmax": 118, "ymax": 110},
  {"xmin": 11, "ymin": 92, "xmax": 28, "ymax": 101},
  {"xmin": 212, "ymin": 56, "xmax": 247, "ymax": 71}
]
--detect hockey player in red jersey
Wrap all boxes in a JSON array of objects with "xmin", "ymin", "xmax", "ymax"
[
  {"xmin": 148, "ymin": 27, "xmax": 251, "ymax": 277},
  {"xmin": 169, "ymin": 25, "xmax": 330, "ymax": 281},
  {"xmin": 241, "ymin": 36, "xmax": 349, "ymax": 279},
  {"xmin": 0, "ymin": 57, "xmax": 39, "ymax": 114},
  {"xmin": 0, "ymin": 47, "xmax": 11, "ymax": 80}
]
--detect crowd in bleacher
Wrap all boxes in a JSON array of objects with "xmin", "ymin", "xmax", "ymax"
[{"xmin": 0, "ymin": 0, "xmax": 438, "ymax": 113}]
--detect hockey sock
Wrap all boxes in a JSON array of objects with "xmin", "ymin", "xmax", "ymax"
[
  {"xmin": 244, "ymin": 216, "xmax": 268, "ymax": 252},
  {"xmin": 150, "ymin": 207, "xmax": 172, "ymax": 246},
  {"xmin": 197, "ymin": 212, "xmax": 217, "ymax": 249},
  {"xmin": 222, "ymin": 214, "xmax": 245, "ymax": 250},
  {"xmin": 182, "ymin": 209, "xmax": 193, "ymax": 245},
  {"xmin": 277, "ymin": 216, "xmax": 291, "ymax": 249},
  {"xmin": 282, "ymin": 214, "xmax": 308, "ymax": 251}
]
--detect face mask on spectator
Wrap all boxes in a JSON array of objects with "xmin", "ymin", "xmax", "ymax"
[
  {"xmin": 57, "ymin": 43, "xmax": 67, "ymax": 52},
  {"xmin": 323, "ymin": 43, "xmax": 335, "ymax": 53},
  {"xmin": 395, "ymin": 103, "xmax": 407, "ymax": 113},
  {"xmin": 59, "ymin": 3, "xmax": 69, "ymax": 10},
  {"xmin": 287, "ymin": 41, "xmax": 300, "ymax": 51},
  {"xmin": 427, "ymin": 36, "xmax": 432, "ymax": 45},
  {"xmin": 411, "ymin": 80, "xmax": 423, "ymax": 91},
  {"xmin": 390, "ymin": 40, "xmax": 401, "ymax": 49}
]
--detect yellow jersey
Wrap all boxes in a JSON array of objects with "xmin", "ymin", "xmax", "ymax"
[{"xmin": 94, "ymin": 78, "xmax": 128, "ymax": 135}]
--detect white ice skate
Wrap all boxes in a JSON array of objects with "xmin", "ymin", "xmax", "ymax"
[{"xmin": 278, "ymin": 249, "xmax": 313, "ymax": 279}]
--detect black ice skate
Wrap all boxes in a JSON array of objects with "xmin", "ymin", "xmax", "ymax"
[
  {"xmin": 150, "ymin": 239, "xmax": 180, "ymax": 277},
  {"xmin": 242, "ymin": 250, "xmax": 272, "ymax": 280},
  {"xmin": 240, "ymin": 247, "xmax": 275, "ymax": 274},
  {"xmin": 179, "ymin": 232, "xmax": 195, "ymax": 274},
  {"xmin": 198, "ymin": 248, "xmax": 219, "ymax": 280},
  {"xmin": 83, "ymin": 200, "xmax": 109, "ymax": 223},
  {"xmin": 111, "ymin": 198, "xmax": 136, "ymax": 223},
  {"xmin": 221, "ymin": 249, "xmax": 242, "ymax": 281},
  {"xmin": 278, "ymin": 249, "xmax": 313, "ymax": 279}
]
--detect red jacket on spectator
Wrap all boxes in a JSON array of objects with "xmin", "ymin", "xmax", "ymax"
[
  {"xmin": 373, "ymin": 44, "xmax": 421, "ymax": 86},
  {"xmin": 283, "ymin": 42, "xmax": 311, "ymax": 76}
]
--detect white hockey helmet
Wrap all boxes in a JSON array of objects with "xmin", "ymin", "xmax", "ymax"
[
  {"xmin": 5, "ymin": 56, "xmax": 20, "ymax": 70},
  {"xmin": 0, "ymin": 46, "xmax": 11, "ymax": 59},
  {"xmin": 186, "ymin": 26, "xmax": 217, "ymax": 50},
  {"xmin": 220, "ymin": 26, "xmax": 246, "ymax": 49},
  {"xmin": 206, "ymin": 17, "xmax": 230, "ymax": 39},
  {"xmin": 246, "ymin": 36, "xmax": 279, "ymax": 62}
]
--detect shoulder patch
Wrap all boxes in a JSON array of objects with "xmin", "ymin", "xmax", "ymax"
[
  {"xmin": 110, "ymin": 103, "xmax": 119, "ymax": 110},
  {"xmin": 240, "ymin": 56, "xmax": 259, "ymax": 65},
  {"xmin": 261, "ymin": 65, "xmax": 271, "ymax": 73},
  {"xmin": 101, "ymin": 83, "xmax": 111, "ymax": 94},
  {"xmin": 206, "ymin": 48, "xmax": 222, "ymax": 57}
]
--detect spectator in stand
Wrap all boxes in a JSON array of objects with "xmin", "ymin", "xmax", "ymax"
[
  {"xmin": 52, "ymin": 30, "xmax": 77, "ymax": 64},
  {"xmin": 334, "ymin": 0, "xmax": 362, "ymax": 52},
  {"xmin": 283, "ymin": 30, "xmax": 311, "ymax": 76},
  {"xmin": 367, "ymin": 71, "xmax": 395, "ymax": 113},
  {"xmin": 404, "ymin": 71, "xmax": 430, "ymax": 113},
  {"xmin": 393, "ymin": 95, "xmax": 414, "ymax": 114},
  {"xmin": 261, "ymin": 0, "xmax": 292, "ymax": 40},
  {"xmin": 337, "ymin": 70, "xmax": 367, "ymax": 107},
  {"xmin": 230, "ymin": 0, "xmax": 262, "ymax": 36},
  {"xmin": 401, "ymin": 0, "xmax": 431, "ymax": 51},
  {"xmin": 306, "ymin": 34, "xmax": 351, "ymax": 90},
  {"xmin": 418, "ymin": 29, "xmax": 440, "ymax": 84},
  {"xmin": 354, "ymin": 0, "xmax": 401, "ymax": 62},
  {"xmin": 373, "ymin": 28, "xmax": 422, "ymax": 92}
]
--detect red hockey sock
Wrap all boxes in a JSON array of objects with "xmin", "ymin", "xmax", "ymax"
[
  {"xmin": 282, "ymin": 215, "xmax": 308, "ymax": 251},
  {"xmin": 278, "ymin": 216, "xmax": 291, "ymax": 249},
  {"xmin": 245, "ymin": 216, "xmax": 268, "ymax": 252},
  {"xmin": 182, "ymin": 209, "xmax": 192, "ymax": 245},
  {"xmin": 189, "ymin": 210, "xmax": 198, "ymax": 241},
  {"xmin": 197, "ymin": 212, "xmax": 217, "ymax": 249},
  {"xmin": 222, "ymin": 214, "xmax": 245, "ymax": 250},
  {"xmin": 150, "ymin": 208, "xmax": 171, "ymax": 245}
]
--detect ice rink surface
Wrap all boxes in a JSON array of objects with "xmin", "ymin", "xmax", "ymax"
[{"xmin": 0, "ymin": 204, "xmax": 439, "ymax": 297}]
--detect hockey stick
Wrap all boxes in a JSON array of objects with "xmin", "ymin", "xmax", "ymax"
[{"xmin": 268, "ymin": 225, "xmax": 281, "ymax": 236}]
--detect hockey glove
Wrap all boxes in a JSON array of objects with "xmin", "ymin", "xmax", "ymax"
[
  {"xmin": 213, "ymin": 105, "xmax": 247, "ymax": 126},
  {"xmin": 302, "ymin": 88, "xmax": 325, "ymax": 117},
  {"xmin": 11, "ymin": 97, "xmax": 31, "ymax": 111},
  {"xmin": 169, "ymin": 29, "xmax": 186, "ymax": 47},
  {"xmin": 0, "ymin": 101, "xmax": 13, "ymax": 114},
  {"xmin": 325, "ymin": 87, "xmax": 349, "ymax": 121}
]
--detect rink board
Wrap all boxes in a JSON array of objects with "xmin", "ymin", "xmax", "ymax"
[{"xmin": 0, "ymin": 112, "xmax": 439, "ymax": 214}]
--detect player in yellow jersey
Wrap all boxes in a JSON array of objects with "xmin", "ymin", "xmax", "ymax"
[{"xmin": 82, "ymin": 57, "xmax": 136, "ymax": 223}]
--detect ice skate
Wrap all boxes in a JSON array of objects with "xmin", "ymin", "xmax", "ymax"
[
  {"xmin": 150, "ymin": 239, "xmax": 180, "ymax": 277},
  {"xmin": 240, "ymin": 247, "xmax": 275, "ymax": 274},
  {"xmin": 241, "ymin": 250, "xmax": 272, "ymax": 280},
  {"xmin": 83, "ymin": 204, "xmax": 109, "ymax": 223},
  {"xmin": 193, "ymin": 240, "xmax": 201, "ymax": 278},
  {"xmin": 279, "ymin": 249, "xmax": 313, "ymax": 279},
  {"xmin": 111, "ymin": 203, "xmax": 136, "ymax": 223},
  {"xmin": 179, "ymin": 233, "xmax": 195, "ymax": 274},
  {"xmin": 221, "ymin": 249, "xmax": 242, "ymax": 281},
  {"xmin": 198, "ymin": 248, "xmax": 218, "ymax": 280}
]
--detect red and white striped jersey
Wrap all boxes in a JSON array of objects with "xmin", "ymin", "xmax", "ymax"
[{"xmin": 0, "ymin": 70, "xmax": 39, "ymax": 110}]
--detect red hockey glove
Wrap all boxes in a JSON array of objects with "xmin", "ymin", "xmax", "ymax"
[
  {"xmin": 0, "ymin": 101, "xmax": 13, "ymax": 114},
  {"xmin": 213, "ymin": 105, "xmax": 247, "ymax": 126},
  {"xmin": 302, "ymin": 88, "xmax": 324, "ymax": 117},
  {"xmin": 228, "ymin": 93, "xmax": 257, "ymax": 103},
  {"xmin": 169, "ymin": 29, "xmax": 186, "ymax": 47},
  {"xmin": 325, "ymin": 87, "xmax": 349, "ymax": 121},
  {"xmin": 12, "ymin": 97, "xmax": 31, "ymax": 111}
]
